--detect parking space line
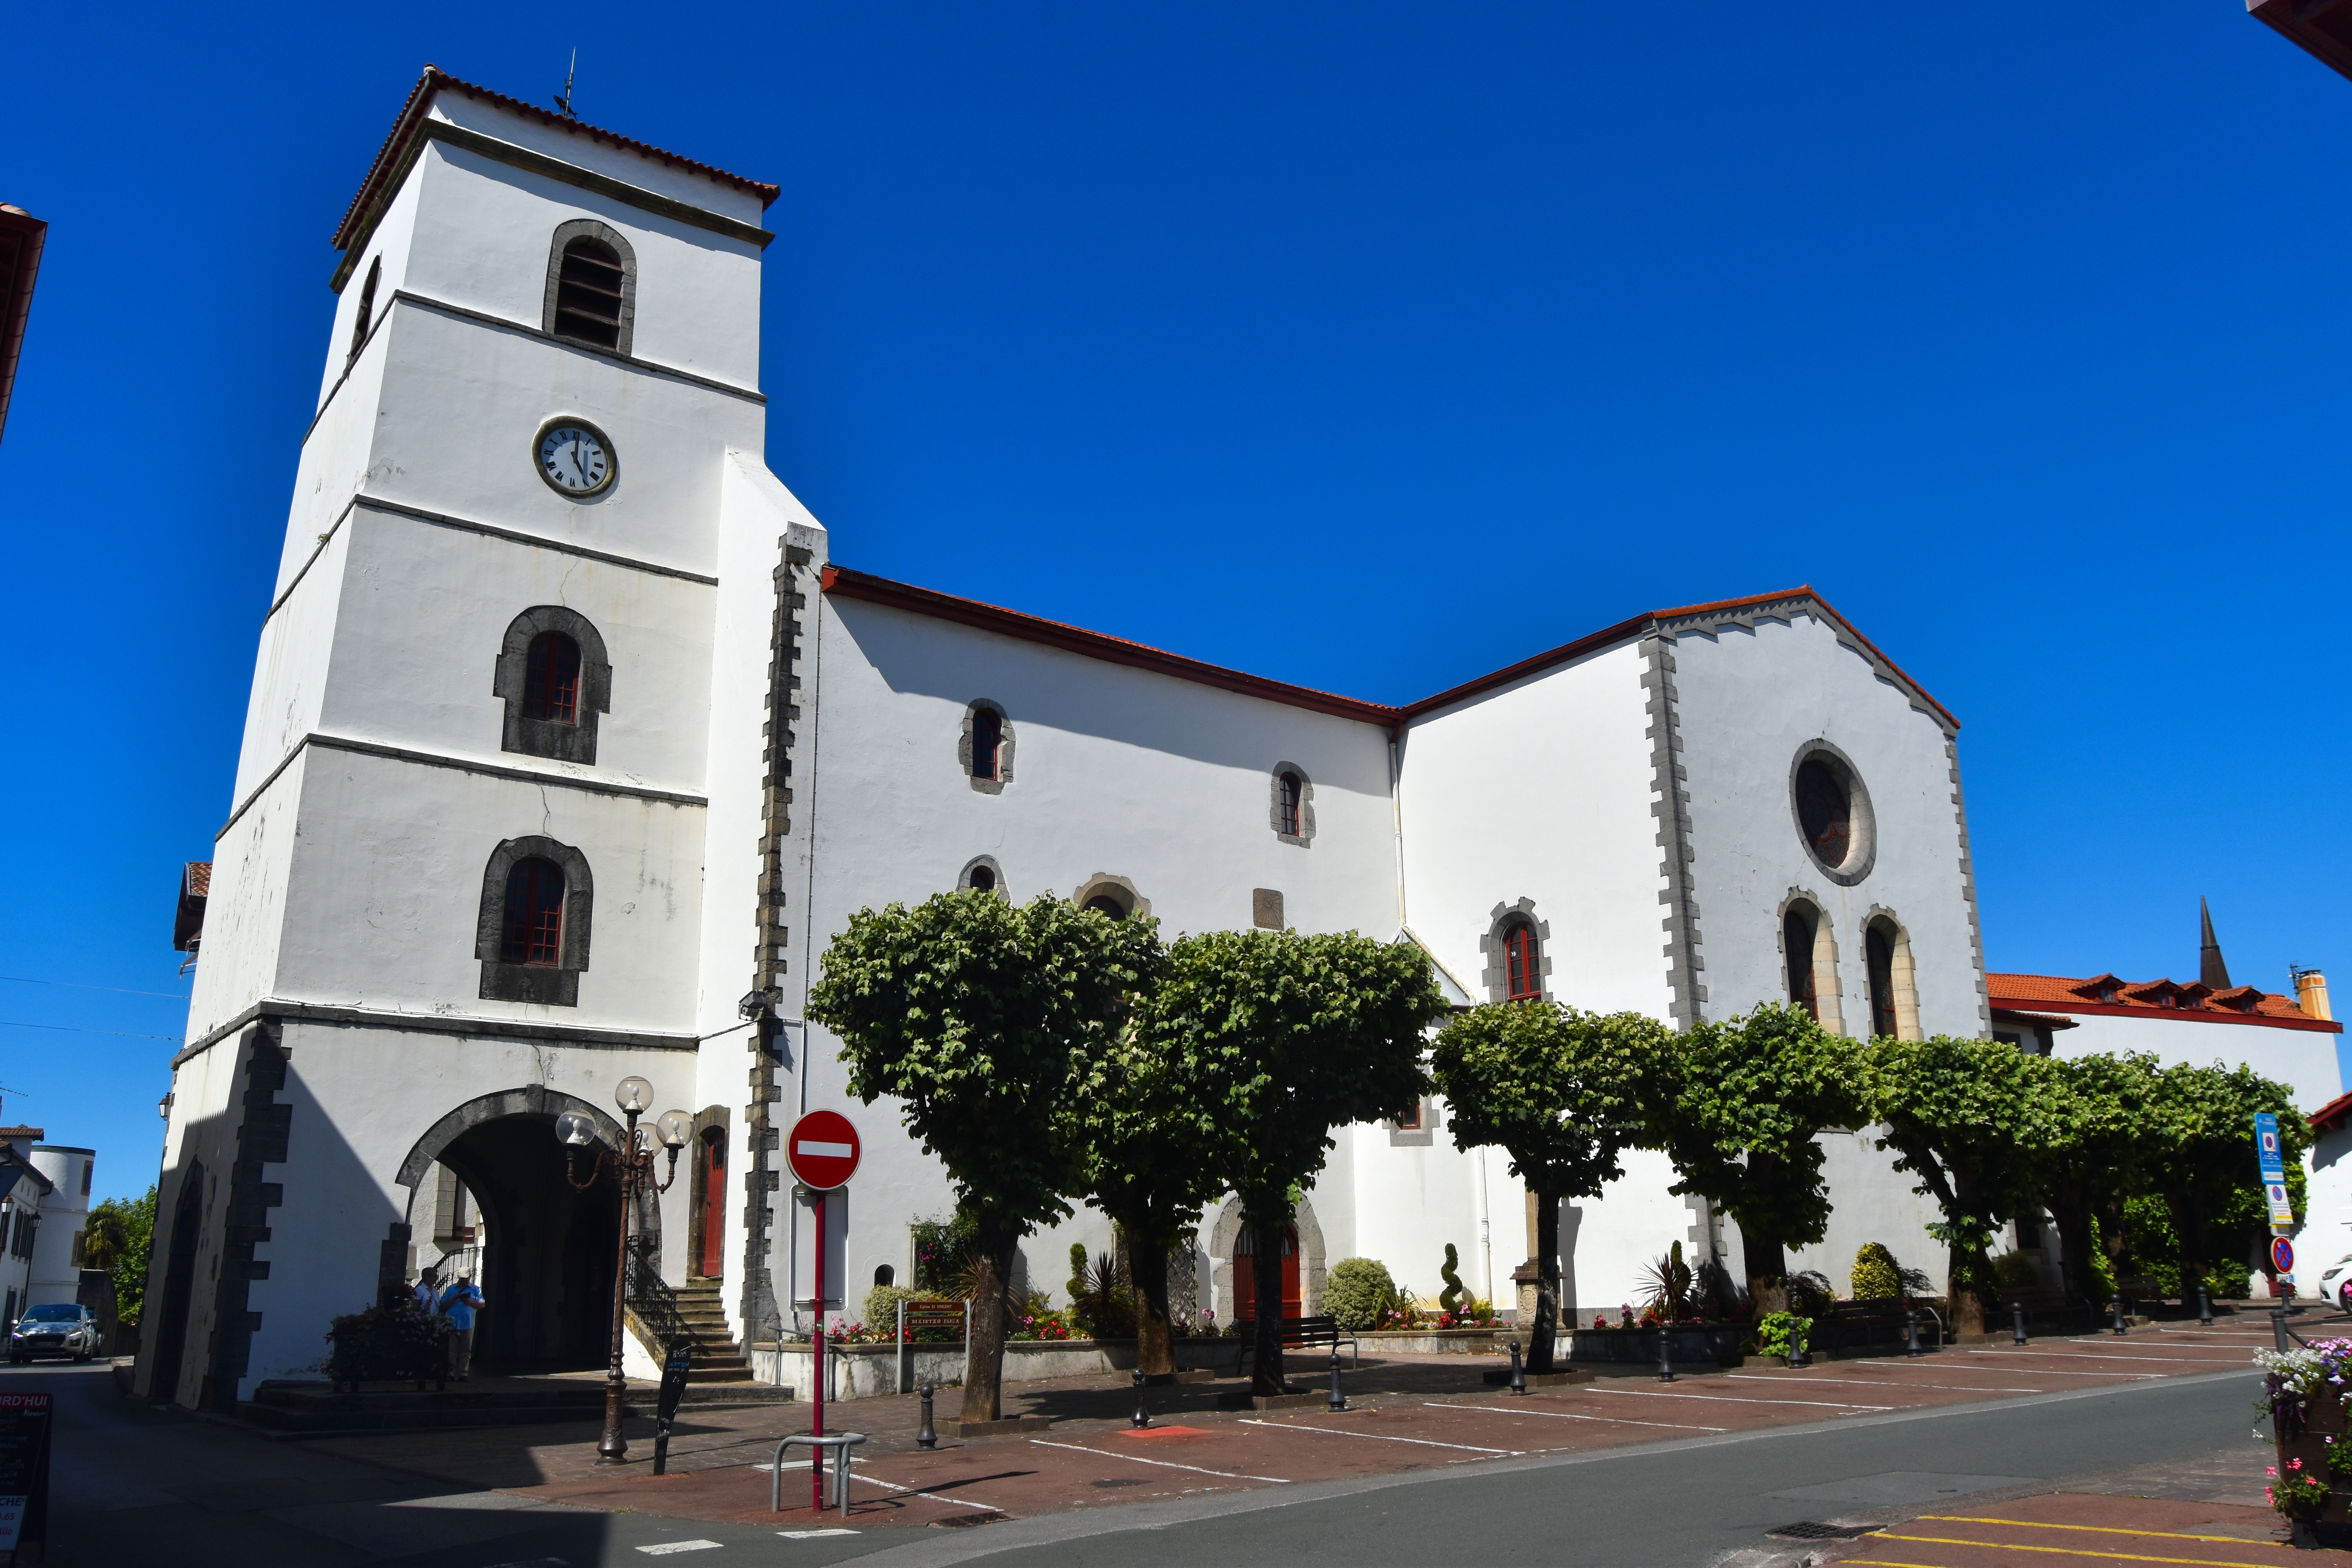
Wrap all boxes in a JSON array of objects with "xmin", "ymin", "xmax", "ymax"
[
  {"xmin": 1960, "ymin": 1355, "xmax": 2159, "ymax": 1377},
  {"xmin": 1584, "ymin": 1386, "xmax": 1890, "ymax": 1412},
  {"xmin": 1879, "ymin": 1529, "xmax": 2278, "ymax": 1565},
  {"xmin": 1420, "ymin": 1401, "xmax": 1727, "ymax": 1433},
  {"xmin": 1726, "ymin": 1373, "xmax": 2044, "ymax": 1394},
  {"xmin": 1236, "ymin": 1418, "xmax": 1519, "ymax": 1455},
  {"xmin": 1028, "ymin": 1438, "xmax": 1291, "ymax": 1484},
  {"xmin": 1916, "ymin": 1515, "xmax": 2271, "ymax": 1544},
  {"xmin": 821, "ymin": 1465, "xmax": 1005, "ymax": 1513}
]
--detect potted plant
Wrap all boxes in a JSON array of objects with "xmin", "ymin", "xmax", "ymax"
[
  {"xmin": 2270, "ymin": 1457, "xmax": 2328, "ymax": 1544},
  {"xmin": 1754, "ymin": 1310, "xmax": 1812, "ymax": 1368}
]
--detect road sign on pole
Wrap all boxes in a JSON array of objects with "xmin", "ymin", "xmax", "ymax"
[
  {"xmin": 2274, "ymin": 1236, "xmax": 2296, "ymax": 1276},
  {"xmin": 2255, "ymin": 1112, "xmax": 2296, "ymax": 1232},
  {"xmin": 788, "ymin": 1110, "xmax": 862, "ymax": 1191}
]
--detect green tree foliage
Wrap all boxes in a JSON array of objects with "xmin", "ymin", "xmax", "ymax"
[
  {"xmin": 2041, "ymin": 1053, "xmax": 2160, "ymax": 1307},
  {"xmin": 1138, "ymin": 928, "xmax": 1445, "ymax": 1393},
  {"xmin": 1645, "ymin": 1003, "xmax": 1864, "ymax": 1312},
  {"xmin": 1865, "ymin": 1035, "xmax": 2071, "ymax": 1333},
  {"xmin": 1323, "ymin": 1258, "xmax": 1396, "ymax": 1330},
  {"xmin": 808, "ymin": 889, "xmax": 1161, "ymax": 1421},
  {"xmin": 81, "ymin": 1186, "xmax": 156, "ymax": 1327},
  {"xmin": 2142, "ymin": 1061, "xmax": 2306, "ymax": 1299},
  {"xmin": 1432, "ymin": 1001, "xmax": 1665, "ymax": 1368},
  {"xmin": 1849, "ymin": 1242, "xmax": 1901, "ymax": 1301}
]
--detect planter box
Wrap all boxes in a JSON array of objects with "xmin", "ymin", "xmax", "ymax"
[
  {"xmin": 755, "ymin": 1335, "xmax": 1237, "ymax": 1402},
  {"xmin": 1355, "ymin": 1329, "xmax": 1512, "ymax": 1356},
  {"xmin": 1569, "ymin": 1324, "xmax": 1745, "ymax": 1366}
]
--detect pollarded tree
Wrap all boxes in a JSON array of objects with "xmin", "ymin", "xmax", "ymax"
[
  {"xmin": 1865, "ymin": 1034, "xmax": 2071, "ymax": 1335},
  {"xmin": 1432, "ymin": 1002, "xmax": 1667, "ymax": 1373},
  {"xmin": 1644, "ymin": 1003, "xmax": 1867, "ymax": 1314},
  {"xmin": 1137, "ymin": 928, "xmax": 1447, "ymax": 1395},
  {"xmin": 2043, "ymin": 1052, "xmax": 2160, "ymax": 1308},
  {"xmin": 1070, "ymin": 1018, "xmax": 1231, "ymax": 1383},
  {"xmin": 2143, "ymin": 1061, "xmax": 2307, "ymax": 1299},
  {"xmin": 807, "ymin": 890, "xmax": 1162, "ymax": 1423}
]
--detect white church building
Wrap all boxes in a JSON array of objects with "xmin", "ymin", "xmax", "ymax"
[{"xmin": 138, "ymin": 68, "xmax": 2339, "ymax": 1409}]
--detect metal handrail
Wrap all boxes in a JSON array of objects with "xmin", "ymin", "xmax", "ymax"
[
  {"xmin": 625, "ymin": 1236, "xmax": 693, "ymax": 1354},
  {"xmin": 774, "ymin": 1432, "xmax": 866, "ymax": 1517}
]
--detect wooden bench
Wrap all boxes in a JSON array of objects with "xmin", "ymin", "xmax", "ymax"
[{"xmin": 1232, "ymin": 1315, "xmax": 1359, "ymax": 1374}]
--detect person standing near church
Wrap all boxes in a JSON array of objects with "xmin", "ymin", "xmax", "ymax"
[
  {"xmin": 412, "ymin": 1266, "xmax": 439, "ymax": 1316},
  {"xmin": 437, "ymin": 1274, "xmax": 483, "ymax": 1380}
]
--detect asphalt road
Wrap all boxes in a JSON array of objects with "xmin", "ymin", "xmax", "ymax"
[{"xmin": 14, "ymin": 1358, "xmax": 2264, "ymax": 1567}]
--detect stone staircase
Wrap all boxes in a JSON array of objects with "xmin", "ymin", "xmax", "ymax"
[{"xmin": 655, "ymin": 1277, "xmax": 753, "ymax": 1383}]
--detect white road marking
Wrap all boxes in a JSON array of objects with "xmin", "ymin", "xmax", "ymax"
[
  {"xmin": 1583, "ymin": 1385, "xmax": 1889, "ymax": 1412},
  {"xmin": 1420, "ymin": 1400, "xmax": 1727, "ymax": 1433},
  {"xmin": 1029, "ymin": 1437, "xmax": 1291, "ymax": 1484},
  {"xmin": 1237, "ymin": 1417, "xmax": 1519, "ymax": 1455},
  {"xmin": 1968, "ymin": 1350, "xmax": 2201, "ymax": 1369},
  {"xmin": 777, "ymin": 1530, "xmax": 860, "ymax": 1539},
  {"xmin": 1726, "ymin": 1373, "xmax": 2043, "ymax": 1394},
  {"xmin": 637, "ymin": 1545, "xmax": 722, "ymax": 1557}
]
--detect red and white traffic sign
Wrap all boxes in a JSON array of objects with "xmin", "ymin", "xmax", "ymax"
[
  {"xmin": 787, "ymin": 1109, "xmax": 861, "ymax": 1190},
  {"xmin": 2273, "ymin": 1236, "xmax": 2296, "ymax": 1275}
]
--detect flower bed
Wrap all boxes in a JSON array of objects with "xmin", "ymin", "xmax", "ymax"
[{"xmin": 1568, "ymin": 1322, "xmax": 1746, "ymax": 1366}]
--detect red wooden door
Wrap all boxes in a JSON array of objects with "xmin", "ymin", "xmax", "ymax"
[
  {"xmin": 1232, "ymin": 1225, "xmax": 1301, "ymax": 1319},
  {"xmin": 696, "ymin": 1131, "xmax": 727, "ymax": 1278}
]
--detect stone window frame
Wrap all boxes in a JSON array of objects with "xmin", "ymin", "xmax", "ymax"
[
  {"xmin": 957, "ymin": 855, "xmax": 1008, "ymax": 898},
  {"xmin": 493, "ymin": 606, "xmax": 613, "ymax": 766},
  {"xmin": 1268, "ymin": 762, "xmax": 1316, "ymax": 847},
  {"xmin": 1073, "ymin": 873, "xmax": 1150, "ymax": 921},
  {"xmin": 476, "ymin": 835, "xmax": 594, "ymax": 1006},
  {"xmin": 1774, "ymin": 889, "xmax": 1846, "ymax": 1036},
  {"xmin": 1479, "ymin": 898, "xmax": 1553, "ymax": 1004},
  {"xmin": 542, "ymin": 219, "xmax": 638, "ymax": 358},
  {"xmin": 958, "ymin": 700, "xmax": 1014, "ymax": 795},
  {"xmin": 1788, "ymin": 738, "xmax": 1878, "ymax": 886},
  {"xmin": 1860, "ymin": 906, "xmax": 1923, "ymax": 1042},
  {"xmin": 1385, "ymin": 1093, "xmax": 1436, "ymax": 1147}
]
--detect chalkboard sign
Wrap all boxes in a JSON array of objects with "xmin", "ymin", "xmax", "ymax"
[
  {"xmin": 0, "ymin": 1391, "xmax": 52, "ymax": 1553},
  {"xmin": 656, "ymin": 1341, "xmax": 694, "ymax": 1426}
]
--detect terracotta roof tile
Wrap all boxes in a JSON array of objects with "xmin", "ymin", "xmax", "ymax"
[
  {"xmin": 1987, "ymin": 971, "xmax": 2333, "ymax": 1029},
  {"xmin": 184, "ymin": 862, "xmax": 210, "ymax": 898}
]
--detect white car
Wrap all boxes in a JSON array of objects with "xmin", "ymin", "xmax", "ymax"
[
  {"xmin": 8, "ymin": 1303, "xmax": 99, "ymax": 1363},
  {"xmin": 2318, "ymin": 1255, "xmax": 2352, "ymax": 1315}
]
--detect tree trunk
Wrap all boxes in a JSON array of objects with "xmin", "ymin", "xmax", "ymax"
[
  {"xmin": 2172, "ymin": 1193, "xmax": 2209, "ymax": 1309},
  {"xmin": 1740, "ymin": 1228, "xmax": 1789, "ymax": 1317},
  {"xmin": 1946, "ymin": 1238, "xmax": 1987, "ymax": 1337},
  {"xmin": 956, "ymin": 1232, "xmax": 1017, "ymax": 1423},
  {"xmin": 2048, "ymin": 1181, "xmax": 2101, "ymax": 1310},
  {"xmin": 1131, "ymin": 1234, "xmax": 1176, "ymax": 1382},
  {"xmin": 1527, "ymin": 1190, "xmax": 1562, "ymax": 1373},
  {"xmin": 1250, "ymin": 1219, "xmax": 1288, "ymax": 1396}
]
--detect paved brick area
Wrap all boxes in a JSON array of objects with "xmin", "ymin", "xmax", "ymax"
[{"xmin": 286, "ymin": 1319, "xmax": 2283, "ymax": 1536}]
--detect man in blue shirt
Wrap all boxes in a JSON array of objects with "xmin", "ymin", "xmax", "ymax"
[{"xmin": 437, "ymin": 1275, "xmax": 485, "ymax": 1380}]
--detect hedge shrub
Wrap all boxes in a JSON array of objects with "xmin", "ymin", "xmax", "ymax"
[
  {"xmin": 1325, "ymin": 1257, "xmax": 1398, "ymax": 1330},
  {"xmin": 1850, "ymin": 1242, "xmax": 1902, "ymax": 1301}
]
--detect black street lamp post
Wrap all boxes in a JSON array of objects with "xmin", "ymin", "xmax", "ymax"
[{"xmin": 559, "ymin": 1075, "xmax": 691, "ymax": 1466}]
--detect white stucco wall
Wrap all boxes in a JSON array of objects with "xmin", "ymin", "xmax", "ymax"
[{"xmin": 25, "ymin": 1147, "xmax": 90, "ymax": 1308}]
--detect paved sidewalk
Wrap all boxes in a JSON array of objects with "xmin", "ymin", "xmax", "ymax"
[{"xmin": 290, "ymin": 1320, "xmax": 2285, "ymax": 1534}]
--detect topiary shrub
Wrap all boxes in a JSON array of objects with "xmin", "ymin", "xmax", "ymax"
[
  {"xmin": 1851, "ymin": 1242, "xmax": 1902, "ymax": 1301},
  {"xmin": 865, "ymin": 1283, "xmax": 917, "ymax": 1332},
  {"xmin": 1325, "ymin": 1258, "xmax": 1397, "ymax": 1330},
  {"xmin": 1438, "ymin": 1244, "xmax": 1468, "ymax": 1315}
]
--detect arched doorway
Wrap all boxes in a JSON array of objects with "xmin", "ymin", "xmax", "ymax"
[
  {"xmin": 1207, "ymin": 1195, "xmax": 1326, "ymax": 1323},
  {"xmin": 690, "ymin": 1125, "xmax": 727, "ymax": 1279},
  {"xmin": 147, "ymin": 1161, "xmax": 204, "ymax": 1402},
  {"xmin": 1233, "ymin": 1225, "xmax": 1301, "ymax": 1320},
  {"xmin": 396, "ymin": 1088, "xmax": 641, "ymax": 1373}
]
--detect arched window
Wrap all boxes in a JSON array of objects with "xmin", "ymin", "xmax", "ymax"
[
  {"xmin": 495, "ymin": 606, "xmax": 612, "ymax": 764},
  {"xmin": 1504, "ymin": 922, "xmax": 1542, "ymax": 1001},
  {"xmin": 477, "ymin": 836, "xmax": 593, "ymax": 1005},
  {"xmin": 1784, "ymin": 906, "xmax": 1819, "ymax": 1021},
  {"xmin": 501, "ymin": 858, "xmax": 566, "ymax": 965},
  {"xmin": 969, "ymin": 864, "xmax": 996, "ymax": 893},
  {"xmin": 541, "ymin": 220, "xmax": 638, "ymax": 357},
  {"xmin": 346, "ymin": 256, "xmax": 381, "ymax": 374},
  {"xmin": 1073, "ymin": 875, "xmax": 1148, "ymax": 921},
  {"xmin": 554, "ymin": 238, "xmax": 625, "ymax": 349},
  {"xmin": 1276, "ymin": 772, "xmax": 1303, "ymax": 838},
  {"xmin": 971, "ymin": 708, "xmax": 1002, "ymax": 781},
  {"xmin": 1268, "ymin": 762, "xmax": 1316, "ymax": 846},
  {"xmin": 1085, "ymin": 895, "xmax": 1128, "ymax": 919},
  {"xmin": 1866, "ymin": 921, "xmax": 1898, "ymax": 1039},
  {"xmin": 523, "ymin": 632, "xmax": 582, "ymax": 724}
]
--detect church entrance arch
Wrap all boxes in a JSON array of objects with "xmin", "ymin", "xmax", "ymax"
[
  {"xmin": 147, "ymin": 1160, "xmax": 205, "ymax": 1403},
  {"xmin": 1207, "ymin": 1194, "xmax": 1326, "ymax": 1324},
  {"xmin": 395, "ymin": 1087, "xmax": 651, "ymax": 1372}
]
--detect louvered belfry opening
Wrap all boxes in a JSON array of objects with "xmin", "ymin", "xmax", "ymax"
[{"xmin": 553, "ymin": 238, "xmax": 625, "ymax": 349}]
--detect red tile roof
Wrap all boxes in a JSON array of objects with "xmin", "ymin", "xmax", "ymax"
[
  {"xmin": 821, "ymin": 569, "xmax": 1960, "ymax": 731},
  {"xmin": 2313, "ymin": 1088, "xmax": 2352, "ymax": 1132},
  {"xmin": 184, "ymin": 861, "xmax": 211, "ymax": 899},
  {"xmin": 334, "ymin": 65, "xmax": 779, "ymax": 250},
  {"xmin": 1987, "ymin": 972, "xmax": 2339, "ymax": 1033}
]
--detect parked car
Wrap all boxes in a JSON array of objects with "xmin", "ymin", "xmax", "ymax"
[
  {"xmin": 2319, "ymin": 1255, "xmax": 2352, "ymax": 1315},
  {"xmin": 9, "ymin": 1303, "xmax": 98, "ymax": 1363}
]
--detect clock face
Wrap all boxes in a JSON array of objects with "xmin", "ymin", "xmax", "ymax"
[{"xmin": 536, "ymin": 421, "xmax": 614, "ymax": 496}]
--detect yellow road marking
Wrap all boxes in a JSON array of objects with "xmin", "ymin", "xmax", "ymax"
[
  {"xmin": 1917, "ymin": 1515, "xmax": 2277, "ymax": 1545},
  {"xmin": 1881, "ymin": 1530, "xmax": 2284, "ymax": 1565}
]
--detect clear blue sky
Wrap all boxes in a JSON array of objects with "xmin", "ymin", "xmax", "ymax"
[{"xmin": 5, "ymin": 4, "xmax": 2347, "ymax": 1202}]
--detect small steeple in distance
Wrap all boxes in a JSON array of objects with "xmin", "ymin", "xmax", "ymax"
[{"xmin": 2199, "ymin": 897, "xmax": 2232, "ymax": 989}]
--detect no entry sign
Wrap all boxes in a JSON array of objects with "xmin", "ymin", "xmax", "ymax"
[{"xmin": 787, "ymin": 1109, "xmax": 861, "ymax": 1190}]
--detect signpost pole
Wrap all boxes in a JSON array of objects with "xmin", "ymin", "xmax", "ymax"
[{"xmin": 811, "ymin": 1187, "xmax": 826, "ymax": 1512}]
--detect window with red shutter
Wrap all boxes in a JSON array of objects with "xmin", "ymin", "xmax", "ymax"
[{"xmin": 1504, "ymin": 922, "xmax": 1541, "ymax": 1001}]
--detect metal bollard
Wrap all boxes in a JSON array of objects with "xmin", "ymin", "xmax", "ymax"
[
  {"xmin": 2198, "ymin": 1286, "xmax": 2214, "ymax": 1327},
  {"xmin": 1327, "ymin": 1347, "xmax": 1347, "ymax": 1412},
  {"xmin": 1507, "ymin": 1338, "xmax": 1528, "ymax": 1396},
  {"xmin": 917, "ymin": 1383, "xmax": 937, "ymax": 1450},
  {"xmin": 1904, "ymin": 1307, "xmax": 1922, "ymax": 1357},
  {"xmin": 1133, "ymin": 1369, "xmax": 1151, "ymax": 1429},
  {"xmin": 2010, "ymin": 1301, "xmax": 2027, "ymax": 1346},
  {"xmin": 1657, "ymin": 1324, "xmax": 1676, "ymax": 1383},
  {"xmin": 2111, "ymin": 1296, "xmax": 2127, "ymax": 1337},
  {"xmin": 2275, "ymin": 1304, "xmax": 2292, "ymax": 1354}
]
